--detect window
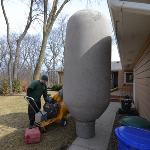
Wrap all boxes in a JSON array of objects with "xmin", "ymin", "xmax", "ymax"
[{"xmin": 125, "ymin": 72, "xmax": 133, "ymax": 83}]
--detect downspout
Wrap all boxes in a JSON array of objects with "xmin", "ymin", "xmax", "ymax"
[
  {"xmin": 133, "ymin": 68, "xmax": 135, "ymax": 102},
  {"xmin": 58, "ymin": 72, "xmax": 60, "ymax": 84}
]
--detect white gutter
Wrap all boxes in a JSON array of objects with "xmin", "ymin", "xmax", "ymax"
[{"xmin": 108, "ymin": 0, "xmax": 150, "ymax": 15}]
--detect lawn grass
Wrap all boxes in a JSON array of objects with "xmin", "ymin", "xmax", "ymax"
[{"xmin": 0, "ymin": 91, "xmax": 76, "ymax": 150}]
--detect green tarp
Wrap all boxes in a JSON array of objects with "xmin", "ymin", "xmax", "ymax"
[{"xmin": 120, "ymin": 116, "xmax": 150, "ymax": 131}]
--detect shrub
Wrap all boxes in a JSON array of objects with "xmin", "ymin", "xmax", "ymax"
[
  {"xmin": 52, "ymin": 84, "xmax": 63, "ymax": 91},
  {"xmin": 22, "ymin": 79, "xmax": 28, "ymax": 92},
  {"xmin": 2, "ymin": 77, "xmax": 10, "ymax": 96},
  {"xmin": 12, "ymin": 79, "xmax": 22, "ymax": 93}
]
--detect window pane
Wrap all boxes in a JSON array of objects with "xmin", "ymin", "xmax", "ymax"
[{"xmin": 126, "ymin": 73, "xmax": 133, "ymax": 83}]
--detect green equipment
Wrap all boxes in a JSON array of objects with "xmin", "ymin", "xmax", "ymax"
[{"xmin": 118, "ymin": 95, "xmax": 135, "ymax": 115}]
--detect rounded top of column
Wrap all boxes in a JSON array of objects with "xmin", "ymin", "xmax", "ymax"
[{"xmin": 68, "ymin": 9, "xmax": 110, "ymax": 32}]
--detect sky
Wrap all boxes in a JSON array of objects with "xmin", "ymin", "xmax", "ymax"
[{"xmin": 0, "ymin": 0, "xmax": 120, "ymax": 61}]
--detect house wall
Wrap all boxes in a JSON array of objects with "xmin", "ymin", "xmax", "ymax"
[
  {"xmin": 118, "ymin": 70, "xmax": 124, "ymax": 88},
  {"xmin": 118, "ymin": 70, "xmax": 133, "ymax": 88},
  {"xmin": 114, "ymin": 72, "xmax": 118, "ymax": 88},
  {"xmin": 58, "ymin": 72, "xmax": 64, "ymax": 84},
  {"xmin": 60, "ymin": 70, "xmax": 129, "ymax": 89},
  {"xmin": 134, "ymin": 35, "xmax": 150, "ymax": 121}
]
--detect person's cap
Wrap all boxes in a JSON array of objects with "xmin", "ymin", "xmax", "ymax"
[{"xmin": 41, "ymin": 75, "xmax": 48, "ymax": 81}]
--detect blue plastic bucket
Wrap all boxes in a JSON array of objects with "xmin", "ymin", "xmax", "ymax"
[{"xmin": 115, "ymin": 126, "xmax": 150, "ymax": 150}]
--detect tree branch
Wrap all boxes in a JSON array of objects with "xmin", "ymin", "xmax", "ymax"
[
  {"xmin": 18, "ymin": 0, "xmax": 34, "ymax": 42},
  {"xmin": 46, "ymin": 0, "xmax": 58, "ymax": 30},
  {"xmin": 47, "ymin": 0, "xmax": 69, "ymax": 33},
  {"xmin": 1, "ymin": 0, "xmax": 12, "ymax": 51},
  {"xmin": 55, "ymin": 0, "xmax": 69, "ymax": 21},
  {"xmin": 43, "ymin": 0, "xmax": 48, "ymax": 34}
]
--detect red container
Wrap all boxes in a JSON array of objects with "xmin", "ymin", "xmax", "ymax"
[{"xmin": 25, "ymin": 127, "xmax": 41, "ymax": 144}]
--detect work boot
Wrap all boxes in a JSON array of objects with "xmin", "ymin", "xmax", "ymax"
[{"xmin": 29, "ymin": 124, "xmax": 36, "ymax": 129}]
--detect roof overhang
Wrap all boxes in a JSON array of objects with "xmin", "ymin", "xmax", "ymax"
[{"xmin": 108, "ymin": 0, "xmax": 150, "ymax": 70}]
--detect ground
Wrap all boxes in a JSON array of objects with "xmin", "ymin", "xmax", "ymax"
[
  {"xmin": 0, "ymin": 92, "xmax": 77, "ymax": 150},
  {"xmin": 107, "ymin": 108, "xmax": 139, "ymax": 150},
  {"xmin": 1, "ymin": 92, "xmax": 141, "ymax": 150}
]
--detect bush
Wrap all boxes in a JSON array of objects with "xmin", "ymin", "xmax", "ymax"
[
  {"xmin": 52, "ymin": 84, "xmax": 63, "ymax": 91},
  {"xmin": 22, "ymin": 79, "xmax": 28, "ymax": 92},
  {"xmin": 2, "ymin": 77, "xmax": 10, "ymax": 96},
  {"xmin": 12, "ymin": 79, "xmax": 22, "ymax": 93}
]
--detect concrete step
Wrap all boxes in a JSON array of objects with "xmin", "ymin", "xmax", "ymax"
[
  {"xmin": 110, "ymin": 95, "xmax": 121, "ymax": 102},
  {"xmin": 110, "ymin": 98, "xmax": 120, "ymax": 102}
]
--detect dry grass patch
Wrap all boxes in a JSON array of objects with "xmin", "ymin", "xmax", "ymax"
[{"xmin": 0, "ymin": 92, "xmax": 77, "ymax": 150}]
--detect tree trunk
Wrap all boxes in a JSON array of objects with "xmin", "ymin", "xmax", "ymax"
[
  {"xmin": 33, "ymin": 0, "xmax": 69, "ymax": 81},
  {"xmin": 8, "ymin": 55, "xmax": 12, "ymax": 94},
  {"xmin": 52, "ymin": 57, "xmax": 56, "ymax": 85},
  {"xmin": 1, "ymin": 0, "xmax": 13, "ymax": 94},
  {"xmin": 13, "ymin": 0, "xmax": 34, "ymax": 80},
  {"xmin": 33, "ymin": 33, "xmax": 49, "ymax": 80},
  {"xmin": 47, "ymin": 69, "xmax": 50, "ymax": 88},
  {"xmin": 13, "ymin": 40, "xmax": 21, "ymax": 79}
]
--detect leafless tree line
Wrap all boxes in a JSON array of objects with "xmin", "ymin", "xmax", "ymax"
[
  {"xmin": 0, "ymin": 14, "xmax": 67, "ymax": 89},
  {"xmin": 0, "ymin": 0, "xmax": 113, "ymax": 93},
  {"xmin": 1, "ymin": 0, "xmax": 69, "ymax": 93}
]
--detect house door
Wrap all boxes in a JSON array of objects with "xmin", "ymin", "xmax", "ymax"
[
  {"xmin": 111, "ymin": 72, "xmax": 118, "ymax": 89},
  {"xmin": 111, "ymin": 73, "xmax": 114, "ymax": 89}
]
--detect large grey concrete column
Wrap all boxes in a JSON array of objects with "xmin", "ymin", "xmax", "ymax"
[{"xmin": 64, "ymin": 9, "xmax": 111, "ymax": 139}]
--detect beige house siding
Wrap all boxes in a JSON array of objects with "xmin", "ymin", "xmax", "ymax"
[
  {"xmin": 58, "ymin": 72, "xmax": 64, "ymax": 84},
  {"xmin": 118, "ymin": 71, "xmax": 124, "ymax": 88},
  {"xmin": 134, "ymin": 35, "xmax": 150, "ymax": 121},
  {"xmin": 118, "ymin": 70, "xmax": 133, "ymax": 99}
]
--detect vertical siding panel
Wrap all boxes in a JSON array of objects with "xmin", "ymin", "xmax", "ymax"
[
  {"xmin": 135, "ymin": 88, "xmax": 150, "ymax": 121},
  {"xmin": 59, "ymin": 72, "xmax": 64, "ymax": 84},
  {"xmin": 118, "ymin": 70, "xmax": 124, "ymax": 88},
  {"xmin": 134, "ymin": 35, "xmax": 150, "ymax": 121},
  {"xmin": 134, "ymin": 35, "xmax": 150, "ymax": 68}
]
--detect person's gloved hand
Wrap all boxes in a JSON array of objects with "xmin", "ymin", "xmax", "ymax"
[{"xmin": 44, "ymin": 97, "xmax": 54, "ymax": 103}]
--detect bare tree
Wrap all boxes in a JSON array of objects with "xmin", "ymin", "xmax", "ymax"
[
  {"xmin": 13, "ymin": 0, "xmax": 35, "ymax": 80},
  {"xmin": 0, "ymin": 37, "xmax": 9, "ymax": 76},
  {"xmin": 18, "ymin": 34, "xmax": 41, "ymax": 82},
  {"xmin": 1, "ymin": 0, "xmax": 37, "ymax": 82},
  {"xmin": 1, "ymin": 0, "xmax": 103, "ymax": 87},
  {"xmin": 33, "ymin": 0, "xmax": 70, "ymax": 80},
  {"xmin": 1, "ymin": 0, "xmax": 13, "ymax": 93},
  {"xmin": 0, "ymin": 33, "xmax": 41, "ymax": 88},
  {"xmin": 57, "ymin": 13, "xmax": 68, "ymax": 67},
  {"xmin": 43, "ymin": 28, "xmax": 61, "ymax": 86},
  {"xmin": 43, "ymin": 12, "xmax": 67, "ymax": 86}
]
